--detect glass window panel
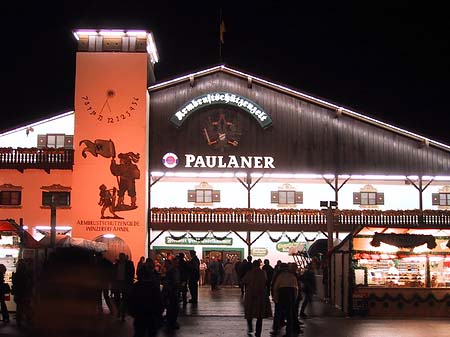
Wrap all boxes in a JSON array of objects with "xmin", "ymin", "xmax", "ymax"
[
  {"xmin": 440, "ymin": 194, "xmax": 447, "ymax": 206},
  {"xmin": 56, "ymin": 135, "xmax": 65, "ymax": 148},
  {"xmin": 361, "ymin": 193, "xmax": 368, "ymax": 205},
  {"xmin": 196, "ymin": 190, "xmax": 204, "ymax": 202},
  {"xmin": 204, "ymin": 190, "xmax": 212, "ymax": 203},
  {"xmin": 369, "ymin": 192, "xmax": 376, "ymax": 205},
  {"xmin": 279, "ymin": 191, "xmax": 287, "ymax": 204},
  {"xmin": 287, "ymin": 191, "xmax": 295, "ymax": 204}
]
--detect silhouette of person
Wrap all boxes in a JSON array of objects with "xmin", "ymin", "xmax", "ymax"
[
  {"xmin": 98, "ymin": 184, "xmax": 121, "ymax": 219},
  {"xmin": 110, "ymin": 152, "xmax": 140, "ymax": 208},
  {"xmin": 129, "ymin": 268, "xmax": 164, "ymax": 337}
]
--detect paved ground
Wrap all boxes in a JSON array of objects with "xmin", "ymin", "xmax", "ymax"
[{"xmin": 0, "ymin": 286, "xmax": 449, "ymax": 336}]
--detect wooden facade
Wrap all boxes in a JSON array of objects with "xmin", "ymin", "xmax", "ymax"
[{"xmin": 149, "ymin": 68, "xmax": 450, "ymax": 175}]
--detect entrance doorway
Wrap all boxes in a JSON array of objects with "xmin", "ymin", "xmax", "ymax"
[{"xmin": 202, "ymin": 248, "xmax": 244, "ymax": 263}]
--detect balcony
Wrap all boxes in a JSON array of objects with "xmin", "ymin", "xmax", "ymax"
[
  {"xmin": 0, "ymin": 148, "xmax": 74, "ymax": 172},
  {"xmin": 150, "ymin": 208, "xmax": 450, "ymax": 232}
]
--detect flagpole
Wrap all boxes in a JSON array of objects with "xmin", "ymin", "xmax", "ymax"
[{"xmin": 219, "ymin": 8, "xmax": 223, "ymax": 63}]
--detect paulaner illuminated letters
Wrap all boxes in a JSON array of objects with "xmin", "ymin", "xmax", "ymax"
[{"xmin": 185, "ymin": 154, "xmax": 275, "ymax": 169}]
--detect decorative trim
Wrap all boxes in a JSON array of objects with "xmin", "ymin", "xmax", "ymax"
[
  {"xmin": 40, "ymin": 184, "xmax": 71, "ymax": 191},
  {"xmin": 0, "ymin": 184, "xmax": 22, "ymax": 191}
]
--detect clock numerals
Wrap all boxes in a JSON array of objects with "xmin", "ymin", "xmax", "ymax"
[{"xmin": 81, "ymin": 93, "xmax": 139, "ymax": 124}]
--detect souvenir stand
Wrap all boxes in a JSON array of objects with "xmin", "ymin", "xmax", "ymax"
[
  {"xmin": 0, "ymin": 219, "xmax": 43, "ymax": 312},
  {"xmin": 331, "ymin": 225, "xmax": 450, "ymax": 317}
]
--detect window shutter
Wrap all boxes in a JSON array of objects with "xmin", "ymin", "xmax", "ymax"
[
  {"xmin": 376, "ymin": 192, "xmax": 385, "ymax": 205},
  {"xmin": 353, "ymin": 192, "xmax": 361, "ymax": 205},
  {"xmin": 37, "ymin": 135, "xmax": 46, "ymax": 148},
  {"xmin": 187, "ymin": 190, "xmax": 196, "ymax": 202},
  {"xmin": 432, "ymin": 193, "xmax": 440, "ymax": 205},
  {"xmin": 212, "ymin": 190, "xmax": 221, "ymax": 202},
  {"xmin": 271, "ymin": 191, "xmax": 279, "ymax": 204},
  {"xmin": 295, "ymin": 191, "xmax": 303, "ymax": 204},
  {"xmin": 64, "ymin": 135, "xmax": 74, "ymax": 148}
]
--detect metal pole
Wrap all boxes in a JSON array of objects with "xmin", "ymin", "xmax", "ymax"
[{"xmin": 50, "ymin": 204, "xmax": 56, "ymax": 249}]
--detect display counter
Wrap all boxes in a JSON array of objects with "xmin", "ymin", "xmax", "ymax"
[
  {"xmin": 350, "ymin": 227, "xmax": 450, "ymax": 317},
  {"xmin": 330, "ymin": 225, "xmax": 450, "ymax": 317}
]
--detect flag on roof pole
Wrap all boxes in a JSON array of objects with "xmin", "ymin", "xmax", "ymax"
[{"xmin": 220, "ymin": 19, "xmax": 226, "ymax": 44}]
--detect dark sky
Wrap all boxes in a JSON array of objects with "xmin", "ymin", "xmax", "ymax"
[{"xmin": 2, "ymin": 1, "xmax": 450, "ymax": 144}]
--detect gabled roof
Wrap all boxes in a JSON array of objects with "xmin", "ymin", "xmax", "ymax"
[{"xmin": 148, "ymin": 65, "xmax": 450, "ymax": 153}]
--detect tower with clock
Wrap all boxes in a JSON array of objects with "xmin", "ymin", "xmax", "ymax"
[{"xmin": 71, "ymin": 29, "xmax": 158, "ymax": 262}]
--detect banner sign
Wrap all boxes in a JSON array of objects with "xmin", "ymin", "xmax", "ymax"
[
  {"xmin": 165, "ymin": 237, "xmax": 233, "ymax": 245},
  {"xmin": 170, "ymin": 92, "xmax": 272, "ymax": 129}
]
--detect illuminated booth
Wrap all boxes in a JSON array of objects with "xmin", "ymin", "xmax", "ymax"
[{"xmin": 331, "ymin": 225, "xmax": 450, "ymax": 317}]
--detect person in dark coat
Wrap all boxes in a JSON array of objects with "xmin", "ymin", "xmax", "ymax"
[
  {"xmin": 128, "ymin": 268, "xmax": 164, "ymax": 337},
  {"xmin": 262, "ymin": 259, "xmax": 274, "ymax": 293},
  {"xmin": 113, "ymin": 252, "xmax": 135, "ymax": 321},
  {"xmin": 96, "ymin": 253, "xmax": 115, "ymax": 315},
  {"xmin": 177, "ymin": 253, "xmax": 191, "ymax": 305},
  {"xmin": 0, "ymin": 266, "xmax": 10, "ymax": 324},
  {"xmin": 299, "ymin": 263, "xmax": 316, "ymax": 318},
  {"xmin": 208, "ymin": 257, "xmax": 220, "ymax": 291},
  {"xmin": 241, "ymin": 260, "xmax": 272, "ymax": 337},
  {"xmin": 161, "ymin": 258, "xmax": 181, "ymax": 330},
  {"xmin": 188, "ymin": 250, "xmax": 200, "ymax": 304},
  {"xmin": 12, "ymin": 259, "xmax": 33, "ymax": 326},
  {"xmin": 272, "ymin": 263, "xmax": 302, "ymax": 337}
]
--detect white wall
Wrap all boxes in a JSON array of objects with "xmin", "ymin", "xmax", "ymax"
[
  {"xmin": 0, "ymin": 112, "xmax": 74, "ymax": 148},
  {"xmin": 150, "ymin": 179, "xmax": 448, "ymax": 210}
]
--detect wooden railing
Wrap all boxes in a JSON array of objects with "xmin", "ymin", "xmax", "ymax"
[
  {"xmin": 0, "ymin": 148, "xmax": 74, "ymax": 171},
  {"xmin": 150, "ymin": 208, "xmax": 450, "ymax": 229}
]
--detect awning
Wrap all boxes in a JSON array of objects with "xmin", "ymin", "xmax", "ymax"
[
  {"xmin": 39, "ymin": 234, "xmax": 107, "ymax": 252},
  {"xmin": 0, "ymin": 219, "xmax": 43, "ymax": 249},
  {"xmin": 308, "ymin": 238, "xmax": 328, "ymax": 258}
]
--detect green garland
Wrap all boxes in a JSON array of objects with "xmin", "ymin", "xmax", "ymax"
[{"xmin": 167, "ymin": 231, "xmax": 232, "ymax": 242}]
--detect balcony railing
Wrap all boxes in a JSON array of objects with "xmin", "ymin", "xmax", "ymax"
[
  {"xmin": 150, "ymin": 208, "xmax": 450, "ymax": 230},
  {"xmin": 0, "ymin": 148, "xmax": 74, "ymax": 172}
]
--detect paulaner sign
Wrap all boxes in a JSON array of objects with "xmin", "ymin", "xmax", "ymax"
[
  {"xmin": 170, "ymin": 92, "xmax": 272, "ymax": 129},
  {"xmin": 185, "ymin": 154, "xmax": 275, "ymax": 169}
]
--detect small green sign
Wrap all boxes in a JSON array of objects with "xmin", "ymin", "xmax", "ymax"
[
  {"xmin": 276, "ymin": 241, "xmax": 306, "ymax": 253},
  {"xmin": 251, "ymin": 247, "xmax": 268, "ymax": 257}
]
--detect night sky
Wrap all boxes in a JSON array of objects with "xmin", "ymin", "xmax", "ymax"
[{"xmin": 2, "ymin": 1, "xmax": 449, "ymax": 144}]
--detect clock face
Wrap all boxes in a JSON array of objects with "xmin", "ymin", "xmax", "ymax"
[
  {"xmin": 202, "ymin": 110, "xmax": 242, "ymax": 152},
  {"xmin": 80, "ymin": 89, "xmax": 139, "ymax": 124}
]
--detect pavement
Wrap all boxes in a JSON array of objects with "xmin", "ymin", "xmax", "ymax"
[{"xmin": 1, "ymin": 286, "xmax": 449, "ymax": 337}]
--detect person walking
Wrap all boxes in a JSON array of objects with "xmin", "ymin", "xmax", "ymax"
[
  {"xmin": 272, "ymin": 263, "xmax": 302, "ymax": 337},
  {"xmin": 299, "ymin": 263, "xmax": 316, "ymax": 318},
  {"xmin": 188, "ymin": 250, "xmax": 200, "ymax": 304},
  {"xmin": 128, "ymin": 268, "xmax": 164, "ymax": 337},
  {"xmin": 241, "ymin": 260, "xmax": 272, "ymax": 337}
]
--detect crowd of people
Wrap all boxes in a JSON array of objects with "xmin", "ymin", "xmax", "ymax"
[{"xmin": 0, "ymin": 248, "xmax": 318, "ymax": 337}]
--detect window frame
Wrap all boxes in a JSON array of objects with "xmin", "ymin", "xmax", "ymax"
[
  {"xmin": 0, "ymin": 190, "xmax": 22, "ymax": 206},
  {"xmin": 360, "ymin": 191, "xmax": 377, "ymax": 206}
]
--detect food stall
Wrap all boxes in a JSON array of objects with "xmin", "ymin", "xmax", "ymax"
[
  {"xmin": 0, "ymin": 219, "xmax": 44, "ymax": 312},
  {"xmin": 331, "ymin": 225, "xmax": 450, "ymax": 317}
]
